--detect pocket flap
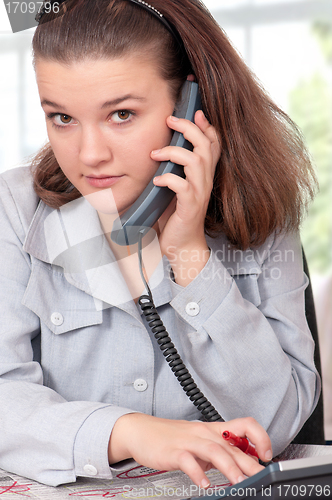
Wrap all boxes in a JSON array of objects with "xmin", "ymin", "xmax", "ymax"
[{"xmin": 22, "ymin": 261, "xmax": 102, "ymax": 334}]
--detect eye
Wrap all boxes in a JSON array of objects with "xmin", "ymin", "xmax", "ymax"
[
  {"xmin": 111, "ymin": 110, "xmax": 133, "ymax": 124},
  {"xmin": 46, "ymin": 113, "xmax": 75, "ymax": 128},
  {"xmin": 54, "ymin": 114, "xmax": 73, "ymax": 125}
]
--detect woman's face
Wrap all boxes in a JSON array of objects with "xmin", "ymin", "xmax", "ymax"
[{"xmin": 35, "ymin": 55, "xmax": 176, "ymax": 214}]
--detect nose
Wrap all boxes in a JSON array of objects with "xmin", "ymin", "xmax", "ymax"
[{"xmin": 78, "ymin": 125, "xmax": 112, "ymax": 167}]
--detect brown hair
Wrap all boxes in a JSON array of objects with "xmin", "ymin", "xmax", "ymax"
[{"xmin": 32, "ymin": 0, "xmax": 317, "ymax": 249}]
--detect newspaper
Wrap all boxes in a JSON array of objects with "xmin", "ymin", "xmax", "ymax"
[
  {"xmin": 0, "ymin": 464, "xmax": 231, "ymax": 499},
  {"xmin": 0, "ymin": 445, "xmax": 331, "ymax": 499}
]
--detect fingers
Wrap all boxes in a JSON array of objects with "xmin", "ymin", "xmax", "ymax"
[
  {"xmin": 152, "ymin": 171, "xmax": 207, "ymax": 230},
  {"xmin": 169, "ymin": 436, "xmax": 260, "ymax": 488},
  {"xmin": 163, "ymin": 421, "xmax": 265, "ymax": 487},
  {"xmin": 172, "ymin": 111, "xmax": 221, "ymax": 166},
  {"xmin": 150, "ymin": 111, "xmax": 220, "ymax": 249},
  {"xmin": 172, "ymin": 419, "xmax": 270, "ymax": 487},
  {"xmin": 151, "ymin": 141, "xmax": 209, "ymax": 190},
  {"xmin": 151, "ymin": 113, "xmax": 217, "ymax": 208},
  {"xmin": 192, "ymin": 433, "xmax": 264, "ymax": 486},
  {"xmin": 151, "ymin": 111, "xmax": 220, "ymax": 182},
  {"xmin": 221, "ymin": 417, "xmax": 273, "ymax": 463},
  {"xmin": 195, "ymin": 442, "xmax": 249, "ymax": 486},
  {"xmin": 212, "ymin": 442, "xmax": 262, "ymax": 481},
  {"xmin": 176, "ymin": 451, "xmax": 211, "ymax": 489},
  {"xmin": 164, "ymin": 111, "xmax": 219, "ymax": 152},
  {"xmin": 194, "ymin": 110, "xmax": 221, "ymax": 161}
]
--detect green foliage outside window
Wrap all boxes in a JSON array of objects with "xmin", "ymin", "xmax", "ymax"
[{"xmin": 289, "ymin": 22, "xmax": 332, "ymax": 275}]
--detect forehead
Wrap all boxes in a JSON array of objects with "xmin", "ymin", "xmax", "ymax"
[{"xmin": 35, "ymin": 54, "xmax": 166, "ymax": 96}]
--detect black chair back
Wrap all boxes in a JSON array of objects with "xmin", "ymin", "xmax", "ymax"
[{"xmin": 292, "ymin": 250, "xmax": 325, "ymax": 445}]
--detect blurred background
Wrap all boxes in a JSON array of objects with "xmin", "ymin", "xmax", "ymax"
[{"xmin": 1, "ymin": 0, "xmax": 332, "ymax": 438}]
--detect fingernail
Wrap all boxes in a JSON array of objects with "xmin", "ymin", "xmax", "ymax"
[
  {"xmin": 201, "ymin": 479, "xmax": 210, "ymax": 489},
  {"xmin": 151, "ymin": 149, "xmax": 161, "ymax": 155},
  {"xmin": 237, "ymin": 475, "xmax": 246, "ymax": 484},
  {"xmin": 170, "ymin": 115, "xmax": 179, "ymax": 121},
  {"xmin": 265, "ymin": 450, "xmax": 273, "ymax": 461},
  {"xmin": 153, "ymin": 176, "xmax": 160, "ymax": 183}
]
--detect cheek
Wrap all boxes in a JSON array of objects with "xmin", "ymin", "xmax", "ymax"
[
  {"xmin": 129, "ymin": 124, "xmax": 172, "ymax": 182},
  {"xmin": 153, "ymin": 119, "xmax": 173, "ymax": 145},
  {"xmin": 48, "ymin": 134, "xmax": 77, "ymax": 173},
  {"xmin": 131, "ymin": 120, "xmax": 172, "ymax": 158}
]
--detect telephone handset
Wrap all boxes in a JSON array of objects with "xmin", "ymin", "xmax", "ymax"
[
  {"xmin": 111, "ymin": 80, "xmax": 202, "ymax": 246},
  {"xmin": 110, "ymin": 81, "xmax": 222, "ymax": 422}
]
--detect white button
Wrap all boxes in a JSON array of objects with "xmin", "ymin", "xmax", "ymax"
[
  {"xmin": 51, "ymin": 312, "xmax": 64, "ymax": 326},
  {"xmin": 83, "ymin": 464, "xmax": 98, "ymax": 476},
  {"xmin": 185, "ymin": 302, "xmax": 200, "ymax": 317},
  {"xmin": 133, "ymin": 379, "xmax": 148, "ymax": 392}
]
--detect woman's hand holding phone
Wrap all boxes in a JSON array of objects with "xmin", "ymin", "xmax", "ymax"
[
  {"xmin": 108, "ymin": 414, "xmax": 273, "ymax": 488},
  {"xmin": 152, "ymin": 110, "xmax": 221, "ymax": 286}
]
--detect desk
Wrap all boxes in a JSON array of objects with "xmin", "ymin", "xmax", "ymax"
[{"xmin": 0, "ymin": 444, "xmax": 331, "ymax": 499}]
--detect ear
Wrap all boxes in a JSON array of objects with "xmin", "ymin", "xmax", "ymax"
[{"xmin": 186, "ymin": 74, "xmax": 195, "ymax": 82}]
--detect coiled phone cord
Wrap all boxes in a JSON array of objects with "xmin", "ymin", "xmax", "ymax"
[{"xmin": 137, "ymin": 231, "xmax": 224, "ymax": 423}]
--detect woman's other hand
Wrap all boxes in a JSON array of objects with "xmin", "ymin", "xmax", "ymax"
[{"xmin": 108, "ymin": 414, "xmax": 272, "ymax": 487}]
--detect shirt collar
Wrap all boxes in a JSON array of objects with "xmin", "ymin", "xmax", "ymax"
[{"xmin": 23, "ymin": 198, "xmax": 173, "ymax": 315}]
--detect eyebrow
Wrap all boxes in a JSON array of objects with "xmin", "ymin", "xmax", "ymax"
[
  {"xmin": 41, "ymin": 94, "xmax": 147, "ymax": 111},
  {"xmin": 41, "ymin": 99, "xmax": 67, "ymax": 111},
  {"xmin": 101, "ymin": 94, "xmax": 147, "ymax": 109}
]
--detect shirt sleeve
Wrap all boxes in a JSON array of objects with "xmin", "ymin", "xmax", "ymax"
[
  {"xmin": 0, "ymin": 175, "xmax": 136, "ymax": 486},
  {"xmin": 168, "ymin": 230, "xmax": 321, "ymax": 455},
  {"xmin": 73, "ymin": 406, "xmax": 138, "ymax": 480}
]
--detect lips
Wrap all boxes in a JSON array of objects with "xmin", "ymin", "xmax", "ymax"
[{"xmin": 85, "ymin": 175, "xmax": 124, "ymax": 188}]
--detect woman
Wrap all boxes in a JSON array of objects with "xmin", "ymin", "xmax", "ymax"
[{"xmin": 0, "ymin": 0, "xmax": 319, "ymax": 488}]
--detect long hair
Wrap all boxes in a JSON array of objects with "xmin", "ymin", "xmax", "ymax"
[{"xmin": 32, "ymin": 0, "xmax": 317, "ymax": 249}]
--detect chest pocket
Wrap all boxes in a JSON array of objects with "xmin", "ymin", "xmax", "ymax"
[{"xmin": 22, "ymin": 260, "xmax": 102, "ymax": 334}]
